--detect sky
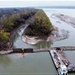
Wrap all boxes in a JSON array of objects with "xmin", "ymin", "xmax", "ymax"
[{"xmin": 0, "ymin": 0, "xmax": 75, "ymax": 8}]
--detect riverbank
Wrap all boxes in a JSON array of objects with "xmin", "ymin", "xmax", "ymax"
[
  {"xmin": 22, "ymin": 28, "xmax": 69, "ymax": 44},
  {"xmin": 0, "ymin": 8, "xmax": 39, "ymax": 50},
  {"xmin": 9, "ymin": 24, "xmax": 26, "ymax": 48}
]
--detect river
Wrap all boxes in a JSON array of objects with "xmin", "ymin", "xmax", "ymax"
[{"xmin": 0, "ymin": 8, "xmax": 75, "ymax": 75}]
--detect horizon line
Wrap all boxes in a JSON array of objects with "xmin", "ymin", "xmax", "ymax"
[{"xmin": 0, "ymin": 6, "xmax": 75, "ymax": 8}]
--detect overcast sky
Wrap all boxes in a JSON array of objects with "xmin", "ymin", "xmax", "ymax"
[{"xmin": 0, "ymin": 0, "xmax": 75, "ymax": 8}]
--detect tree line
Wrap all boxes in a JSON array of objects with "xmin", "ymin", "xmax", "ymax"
[
  {"xmin": 24, "ymin": 9, "xmax": 54, "ymax": 36},
  {"xmin": 0, "ymin": 8, "xmax": 54, "ymax": 49},
  {"xmin": 0, "ymin": 8, "xmax": 38, "ymax": 49}
]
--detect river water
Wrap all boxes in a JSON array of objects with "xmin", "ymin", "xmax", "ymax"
[{"xmin": 0, "ymin": 8, "xmax": 75, "ymax": 75}]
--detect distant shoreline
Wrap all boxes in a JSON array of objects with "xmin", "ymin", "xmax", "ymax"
[
  {"xmin": 52, "ymin": 14, "xmax": 75, "ymax": 28},
  {"xmin": 0, "ymin": 6, "xmax": 75, "ymax": 9},
  {"xmin": 34, "ymin": 6, "xmax": 75, "ymax": 9}
]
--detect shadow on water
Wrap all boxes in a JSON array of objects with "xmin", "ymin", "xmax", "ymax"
[
  {"xmin": 0, "ymin": 55, "xmax": 11, "ymax": 66},
  {"xmin": 34, "ymin": 41, "xmax": 53, "ymax": 49},
  {"xmin": 12, "ymin": 24, "xmax": 35, "ymax": 48},
  {"xmin": 12, "ymin": 32, "xmax": 20, "ymax": 44},
  {"xmin": 12, "ymin": 27, "xmax": 24, "ymax": 45}
]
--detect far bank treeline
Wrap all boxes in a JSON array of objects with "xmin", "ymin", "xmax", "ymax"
[{"xmin": 0, "ymin": 8, "xmax": 54, "ymax": 49}]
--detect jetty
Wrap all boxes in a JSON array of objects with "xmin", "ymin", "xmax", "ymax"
[
  {"xmin": 1, "ymin": 46, "xmax": 75, "ymax": 54},
  {"xmin": 52, "ymin": 14, "xmax": 75, "ymax": 28},
  {"xmin": 0, "ymin": 46, "xmax": 75, "ymax": 74},
  {"xmin": 51, "ymin": 46, "xmax": 75, "ymax": 50},
  {"xmin": 49, "ymin": 49, "xmax": 64, "ymax": 69},
  {"xmin": 49, "ymin": 48, "xmax": 75, "ymax": 73},
  {"xmin": 34, "ymin": 46, "xmax": 75, "ymax": 51},
  {"xmin": 0, "ymin": 48, "xmax": 33, "ymax": 55}
]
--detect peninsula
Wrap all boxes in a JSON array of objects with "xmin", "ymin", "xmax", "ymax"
[
  {"xmin": 0, "ymin": 8, "xmax": 69, "ymax": 50},
  {"xmin": 0, "ymin": 8, "xmax": 38, "ymax": 49}
]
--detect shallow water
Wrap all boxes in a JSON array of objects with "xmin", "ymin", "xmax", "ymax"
[
  {"xmin": 44, "ymin": 8, "xmax": 75, "ymax": 75},
  {"xmin": 0, "ymin": 8, "xmax": 75, "ymax": 75}
]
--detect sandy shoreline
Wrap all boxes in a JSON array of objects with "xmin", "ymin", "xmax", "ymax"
[
  {"xmin": 22, "ymin": 28, "xmax": 69, "ymax": 45},
  {"xmin": 22, "ymin": 14, "xmax": 73, "ymax": 45},
  {"xmin": 22, "ymin": 35, "xmax": 42, "ymax": 45}
]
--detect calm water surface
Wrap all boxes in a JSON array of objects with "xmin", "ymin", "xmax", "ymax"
[
  {"xmin": 0, "ymin": 52, "xmax": 57, "ymax": 75},
  {"xmin": 0, "ymin": 8, "xmax": 75, "ymax": 75}
]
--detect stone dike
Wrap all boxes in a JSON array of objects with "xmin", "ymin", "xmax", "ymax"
[{"xmin": 52, "ymin": 14, "xmax": 75, "ymax": 28}]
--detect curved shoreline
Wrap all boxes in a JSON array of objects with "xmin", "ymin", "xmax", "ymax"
[
  {"xmin": 1, "ymin": 14, "xmax": 71, "ymax": 50},
  {"xmin": 22, "ymin": 29, "xmax": 69, "ymax": 45}
]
